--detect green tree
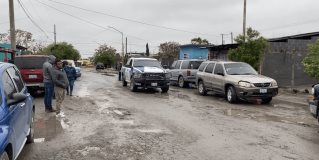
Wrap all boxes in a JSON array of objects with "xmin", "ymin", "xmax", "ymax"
[
  {"xmin": 93, "ymin": 44, "xmax": 116, "ymax": 67},
  {"xmin": 191, "ymin": 37, "xmax": 209, "ymax": 45},
  {"xmin": 158, "ymin": 42, "xmax": 180, "ymax": 60},
  {"xmin": 228, "ymin": 27, "xmax": 267, "ymax": 70},
  {"xmin": 303, "ymin": 39, "xmax": 319, "ymax": 80},
  {"xmin": 42, "ymin": 42, "xmax": 81, "ymax": 61}
]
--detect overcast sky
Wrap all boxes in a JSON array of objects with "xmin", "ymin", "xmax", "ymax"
[{"xmin": 1, "ymin": 0, "xmax": 319, "ymax": 58}]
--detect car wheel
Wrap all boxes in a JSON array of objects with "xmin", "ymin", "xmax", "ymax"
[
  {"xmin": 198, "ymin": 81, "xmax": 207, "ymax": 96},
  {"xmin": 0, "ymin": 151, "xmax": 10, "ymax": 160},
  {"xmin": 161, "ymin": 86, "xmax": 169, "ymax": 93},
  {"xmin": 226, "ymin": 86, "xmax": 237, "ymax": 103},
  {"xmin": 130, "ymin": 79, "xmax": 137, "ymax": 92},
  {"xmin": 122, "ymin": 77, "xmax": 127, "ymax": 87},
  {"xmin": 262, "ymin": 97, "xmax": 272, "ymax": 104},
  {"xmin": 27, "ymin": 109, "xmax": 35, "ymax": 144},
  {"xmin": 178, "ymin": 76, "xmax": 186, "ymax": 88}
]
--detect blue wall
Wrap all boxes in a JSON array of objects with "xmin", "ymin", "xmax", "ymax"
[{"xmin": 179, "ymin": 46, "xmax": 208, "ymax": 60}]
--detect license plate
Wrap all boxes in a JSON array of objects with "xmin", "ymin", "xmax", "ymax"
[
  {"xmin": 29, "ymin": 75, "xmax": 37, "ymax": 79},
  {"xmin": 260, "ymin": 89, "xmax": 267, "ymax": 93},
  {"xmin": 151, "ymin": 83, "xmax": 157, "ymax": 87}
]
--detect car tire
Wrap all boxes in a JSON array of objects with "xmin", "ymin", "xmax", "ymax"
[
  {"xmin": 262, "ymin": 97, "xmax": 272, "ymax": 104},
  {"xmin": 122, "ymin": 77, "xmax": 127, "ymax": 87},
  {"xmin": 226, "ymin": 86, "xmax": 237, "ymax": 103},
  {"xmin": 198, "ymin": 80, "xmax": 207, "ymax": 96},
  {"xmin": 27, "ymin": 109, "xmax": 35, "ymax": 144},
  {"xmin": 161, "ymin": 86, "xmax": 169, "ymax": 93},
  {"xmin": 0, "ymin": 151, "xmax": 9, "ymax": 160},
  {"xmin": 130, "ymin": 79, "xmax": 137, "ymax": 92},
  {"xmin": 178, "ymin": 76, "xmax": 186, "ymax": 88}
]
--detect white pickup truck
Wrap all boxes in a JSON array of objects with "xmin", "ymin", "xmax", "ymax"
[{"xmin": 120, "ymin": 57, "xmax": 170, "ymax": 92}]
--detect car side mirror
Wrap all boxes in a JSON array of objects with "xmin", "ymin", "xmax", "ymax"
[{"xmin": 7, "ymin": 93, "xmax": 27, "ymax": 106}]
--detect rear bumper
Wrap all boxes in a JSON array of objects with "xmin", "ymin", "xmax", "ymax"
[
  {"xmin": 26, "ymin": 83, "xmax": 44, "ymax": 88},
  {"xmin": 184, "ymin": 76, "xmax": 197, "ymax": 83},
  {"xmin": 134, "ymin": 79, "xmax": 170, "ymax": 88},
  {"xmin": 236, "ymin": 87, "xmax": 278, "ymax": 99}
]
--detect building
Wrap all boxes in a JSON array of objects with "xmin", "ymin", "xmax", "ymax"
[
  {"xmin": 207, "ymin": 44, "xmax": 238, "ymax": 60},
  {"xmin": 0, "ymin": 43, "xmax": 27, "ymax": 62}
]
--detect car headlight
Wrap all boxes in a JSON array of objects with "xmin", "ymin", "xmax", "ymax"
[
  {"xmin": 271, "ymin": 81, "xmax": 278, "ymax": 87},
  {"xmin": 133, "ymin": 73, "xmax": 143, "ymax": 78},
  {"xmin": 238, "ymin": 81, "xmax": 253, "ymax": 88}
]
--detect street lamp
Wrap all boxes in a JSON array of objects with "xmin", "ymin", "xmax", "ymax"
[{"xmin": 108, "ymin": 26, "xmax": 124, "ymax": 58}]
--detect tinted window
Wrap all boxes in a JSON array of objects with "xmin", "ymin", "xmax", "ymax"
[
  {"xmin": 7, "ymin": 67, "xmax": 25, "ymax": 92},
  {"xmin": 133, "ymin": 60, "xmax": 161, "ymax": 67},
  {"xmin": 189, "ymin": 61, "xmax": 203, "ymax": 69},
  {"xmin": 175, "ymin": 61, "xmax": 182, "ymax": 69},
  {"xmin": 181, "ymin": 61, "xmax": 189, "ymax": 69},
  {"xmin": 126, "ymin": 59, "xmax": 132, "ymax": 66},
  {"xmin": 14, "ymin": 56, "xmax": 48, "ymax": 69},
  {"xmin": 198, "ymin": 63, "xmax": 208, "ymax": 72},
  {"xmin": 214, "ymin": 64, "xmax": 224, "ymax": 75},
  {"xmin": 171, "ymin": 61, "xmax": 177, "ymax": 69},
  {"xmin": 224, "ymin": 63, "xmax": 257, "ymax": 75},
  {"xmin": 205, "ymin": 63, "xmax": 215, "ymax": 73},
  {"xmin": 2, "ymin": 71, "xmax": 17, "ymax": 99}
]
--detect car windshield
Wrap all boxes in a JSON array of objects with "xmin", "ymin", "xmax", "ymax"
[
  {"xmin": 189, "ymin": 61, "xmax": 203, "ymax": 69},
  {"xmin": 133, "ymin": 60, "xmax": 162, "ymax": 68},
  {"xmin": 224, "ymin": 63, "xmax": 257, "ymax": 75},
  {"xmin": 14, "ymin": 57, "xmax": 48, "ymax": 69}
]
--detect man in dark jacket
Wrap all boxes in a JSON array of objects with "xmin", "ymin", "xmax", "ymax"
[
  {"xmin": 43, "ymin": 55, "xmax": 56, "ymax": 112},
  {"xmin": 53, "ymin": 60, "xmax": 69, "ymax": 114},
  {"xmin": 64, "ymin": 61, "xmax": 77, "ymax": 96}
]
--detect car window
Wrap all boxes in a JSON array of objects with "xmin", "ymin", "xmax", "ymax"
[
  {"xmin": 181, "ymin": 61, "xmax": 189, "ymax": 69},
  {"xmin": 175, "ymin": 61, "xmax": 182, "ymax": 69},
  {"xmin": 126, "ymin": 59, "xmax": 131, "ymax": 66},
  {"xmin": 214, "ymin": 64, "xmax": 224, "ymax": 75},
  {"xmin": 7, "ymin": 67, "xmax": 25, "ymax": 92},
  {"xmin": 198, "ymin": 63, "xmax": 208, "ymax": 72},
  {"xmin": 14, "ymin": 56, "xmax": 48, "ymax": 69},
  {"xmin": 2, "ymin": 71, "xmax": 17, "ymax": 99},
  {"xmin": 224, "ymin": 63, "xmax": 257, "ymax": 75},
  {"xmin": 204, "ymin": 63, "xmax": 215, "ymax": 73},
  {"xmin": 189, "ymin": 61, "xmax": 203, "ymax": 69},
  {"xmin": 171, "ymin": 61, "xmax": 177, "ymax": 69},
  {"xmin": 133, "ymin": 59, "xmax": 161, "ymax": 67}
]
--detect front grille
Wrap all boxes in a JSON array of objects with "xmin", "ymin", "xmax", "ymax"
[
  {"xmin": 253, "ymin": 83, "xmax": 271, "ymax": 88},
  {"xmin": 144, "ymin": 73, "xmax": 164, "ymax": 80}
]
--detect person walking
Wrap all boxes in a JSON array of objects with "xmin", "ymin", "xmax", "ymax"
[
  {"xmin": 43, "ymin": 55, "xmax": 56, "ymax": 112},
  {"xmin": 52, "ymin": 60, "xmax": 69, "ymax": 114},
  {"xmin": 63, "ymin": 61, "xmax": 77, "ymax": 96}
]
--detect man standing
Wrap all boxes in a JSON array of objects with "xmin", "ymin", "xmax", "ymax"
[
  {"xmin": 53, "ymin": 60, "xmax": 69, "ymax": 114},
  {"xmin": 43, "ymin": 55, "xmax": 56, "ymax": 112},
  {"xmin": 64, "ymin": 61, "xmax": 77, "ymax": 96}
]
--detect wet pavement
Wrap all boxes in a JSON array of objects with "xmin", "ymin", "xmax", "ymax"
[{"xmin": 18, "ymin": 68, "xmax": 319, "ymax": 160}]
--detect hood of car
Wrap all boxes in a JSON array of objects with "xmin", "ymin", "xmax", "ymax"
[
  {"xmin": 228, "ymin": 74, "xmax": 275, "ymax": 83},
  {"xmin": 133, "ymin": 66, "xmax": 165, "ymax": 73}
]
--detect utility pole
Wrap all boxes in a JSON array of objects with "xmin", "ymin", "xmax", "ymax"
[
  {"xmin": 54, "ymin": 24, "xmax": 57, "ymax": 45},
  {"xmin": 243, "ymin": 0, "xmax": 247, "ymax": 42},
  {"xmin": 125, "ymin": 37, "xmax": 127, "ymax": 56},
  {"xmin": 231, "ymin": 32, "xmax": 234, "ymax": 44},
  {"xmin": 221, "ymin": 34, "xmax": 224, "ymax": 45},
  {"xmin": 9, "ymin": 0, "xmax": 16, "ymax": 51},
  {"xmin": 291, "ymin": 49, "xmax": 296, "ymax": 90}
]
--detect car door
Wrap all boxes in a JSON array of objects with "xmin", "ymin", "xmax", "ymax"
[
  {"xmin": 169, "ymin": 61, "xmax": 177, "ymax": 81},
  {"xmin": 202, "ymin": 63, "xmax": 215, "ymax": 90},
  {"xmin": 2, "ymin": 69, "xmax": 26, "ymax": 155},
  {"xmin": 125, "ymin": 59, "xmax": 133, "ymax": 82},
  {"xmin": 212, "ymin": 63, "xmax": 225, "ymax": 93},
  {"xmin": 171, "ymin": 61, "xmax": 182, "ymax": 81}
]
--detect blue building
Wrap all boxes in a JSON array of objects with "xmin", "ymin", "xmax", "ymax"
[
  {"xmin": 0, "ymin": 43, "xmax": 27, "ymax": 62},
  {"xmin": 179, "ymin": 44, "xmax": 208, "ymax": 60}
]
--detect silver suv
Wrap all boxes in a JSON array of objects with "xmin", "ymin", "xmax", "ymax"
[
  {"xmin": 196, "ymin": 60, "xmax": 278, "ymax": 103},
  {"xmin": 169, "ymin": 59, "xmax": 204, "ymax": 87}
]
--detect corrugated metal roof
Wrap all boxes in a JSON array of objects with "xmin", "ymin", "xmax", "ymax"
[{"xmin": 268, "ymin": 31, "xmax": 319, "ymax": 42}]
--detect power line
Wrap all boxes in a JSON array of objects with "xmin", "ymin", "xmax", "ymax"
[
  {"xmin": 17, "ymin": 0, "xmax": 50, "ymax": 39},
  {"xmin": 44, "ymin": 0, "xmax": 220, "ymax": 37}
]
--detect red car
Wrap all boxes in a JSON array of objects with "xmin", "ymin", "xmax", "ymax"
[{"xmin": 14, "ymin": 55, "xmax": 49, "ymax": 94}]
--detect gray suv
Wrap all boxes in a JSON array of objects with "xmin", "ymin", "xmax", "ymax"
[
  {"xmin": 169, "ymin": 59, "xmax": 204, "ymax": 87},
  {"xmin": 196, "ymin": 60, "xmax": 278, "ymax": 103}
]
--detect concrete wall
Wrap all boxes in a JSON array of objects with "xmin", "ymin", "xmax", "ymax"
[
  {"xmin": 179, "ymin": 46, "xmax": 208, "ymax": 60},
  {"xmin": 262, "ymin": 37, "xmax": 319, "ymax": 87}
]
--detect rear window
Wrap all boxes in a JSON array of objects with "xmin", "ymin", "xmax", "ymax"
[
  {"xmin": 181, "ymin": 61, "xmax": 189, "ymax": 69},
  {"xmin": 15, "ymin": 56, "xmax": 48, "ymax": 69},
  {"xmin": 189, "ymin": 61, "xmax": 203, "ymax": 69}
]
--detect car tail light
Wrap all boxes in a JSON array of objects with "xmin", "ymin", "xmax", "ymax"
[{"xmin": 187, "ymin": 70, "xmax": 191, "ymax": 76}]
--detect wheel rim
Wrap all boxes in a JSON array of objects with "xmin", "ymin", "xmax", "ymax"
[
  {"xmin": 227, "ymin": 88, "xmax": 232, "ymax": 101},
  {"xmin": 179, "ymin": 77, "xmax": 184, "ymax": 87},
  {"xmin": 198, "ymin": 82, "xmax": 203, "ymax": 93}
]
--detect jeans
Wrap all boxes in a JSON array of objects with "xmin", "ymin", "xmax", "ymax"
[
  {"xmin": 44, "ymin": 82, "xmax": 54, "ymax": 110},
  {"xmin": 55, "ymin": 87, "xmax": 65, "ymax": 113},
  {"xmin": 67, "ymin": 79, "xmax": 75, "ymax": 95}
]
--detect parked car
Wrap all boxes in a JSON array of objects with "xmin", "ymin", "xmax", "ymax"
[
  {"xmin": 169, "ymin": 59, "xmax": 204, "ymax": 87},
  {"xmin": 121, "ymin": 57, "xmax": 170, "ymax": 92},
  {"xmin": 14, "ymin": 55, "xmax": 49, "ymax": 94},
  {"xmin": 96, "ymin": 63, "xmax": 105, "ymax": 70},
  {"xmin": 196, "ymin": 60, "xmax": 278, "ymax": 103},
  {"xmin": 309, "ymin": 84, "xmax": 319, "ymax": 123},
  {"xmin": 0, "ymin": 62, "xmax": 35, "ymax": 160}
]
